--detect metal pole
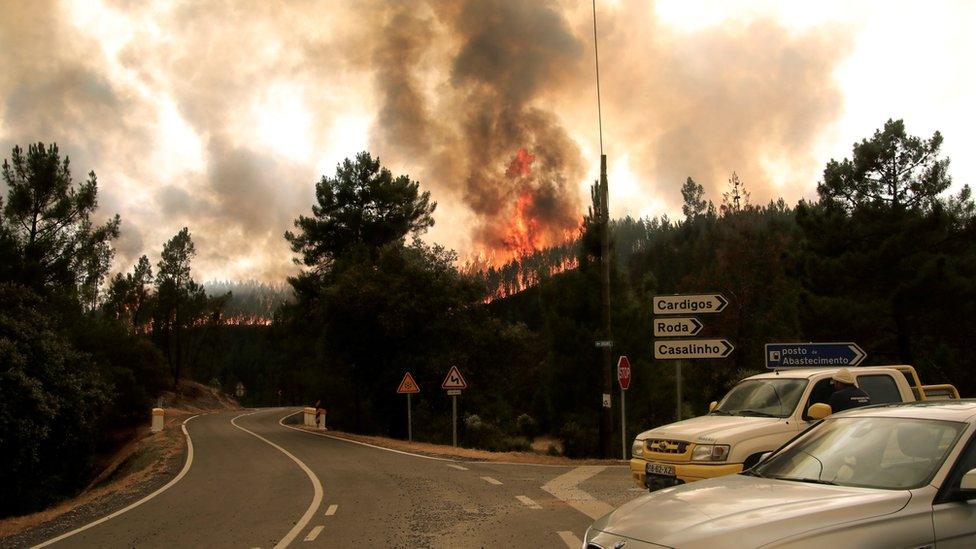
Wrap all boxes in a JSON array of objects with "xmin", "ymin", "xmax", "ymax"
[
  {"xmin": 452, "ymin": 394, "xmax": 458, "ymax": 447},
  {"xmin": 676, "ymin": 361, "xmax": 683, "ymax": 421},
  {"xmin": 598, "ymin": 155, "xmax": 613, "ymax": 458},
  {"xmin": 407, "ymin": 393, "xmax": 413, "ymax": 442},
  {"xmin": 620, "ymin": 387, "xmax": 626, "ymax": 460}
]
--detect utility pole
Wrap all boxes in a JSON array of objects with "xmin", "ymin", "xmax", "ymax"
[{"xmin": 594, "ymin": 155, "xmax": 613, "ymax": 458}]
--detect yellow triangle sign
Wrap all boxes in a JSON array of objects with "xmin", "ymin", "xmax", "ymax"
[{"xmin": 397, "ymin": 372, "xmax": 420, "ymax": 394}]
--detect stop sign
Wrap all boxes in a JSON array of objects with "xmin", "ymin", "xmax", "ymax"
[{"xmin": 617, "ymin": 356, "xmax": 632, "ymax": 390}]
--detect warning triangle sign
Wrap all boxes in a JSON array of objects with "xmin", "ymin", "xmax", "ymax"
[
  {"xmin": 441, "ymin": 366, "xmax": 467, "ymax": 390},
  {"xmin": 397, "ymin": 372, "xmax": 420, "ymax": 394}
]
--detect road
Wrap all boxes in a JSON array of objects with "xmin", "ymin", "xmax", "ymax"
[{"xmin": 32, "ymin": 408, "xmax": 638, "ymax": 548}]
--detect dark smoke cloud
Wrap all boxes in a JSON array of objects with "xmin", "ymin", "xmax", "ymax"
[{"xmin": 0, "ymin": 0, "xmax": 852, "ymax": 280}]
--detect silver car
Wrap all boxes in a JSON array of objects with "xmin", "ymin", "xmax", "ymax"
[{"xmin": 585, "ymin": 401, "xmax": 976, "ymax": 548}]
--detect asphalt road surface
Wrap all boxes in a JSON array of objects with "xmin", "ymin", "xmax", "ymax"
[{"xmin": 32, "ymin": 408, "xmax": 638, "ymax": 548}]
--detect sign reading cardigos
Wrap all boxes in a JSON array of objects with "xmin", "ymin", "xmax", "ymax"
[
  {"xmin": 653, "ymin": 317, "xmax": 703, "ymax": 337},
  {"xmin": 765, "ymin": 342, "xmax": 866, "ymax": 369},
  {"xmin": 653, "ymin": 294, "xmax": 728, "ymax": 315},
  {"xmin": 655, "ymin": 339, "xmax": 734, "ymax": 360}
]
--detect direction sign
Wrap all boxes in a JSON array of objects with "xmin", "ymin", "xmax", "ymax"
[
  {"xmin": 617, "ymin": 356, "xmax": 632, "ymax": 390},
  {"xmin": 595, "ymin": 340, "xmax": 613, "ymax": 348},
  {"xmin": 653, "ymin": 317, "xmax": 703, "ymax": 337},
  {"xmin": 396, "ymin": 372, "xmax": 420, "ymax": 394},
  {"xmin": 654, "ymin": 339, "xmax": 734, "ymax": 360},
  {"xmin": 653, "ymin": 294, "xmax": 728, "ymax": 315},
  {"xmin": 441, "ymin": 366, "xmax": 468, "ymax": 390},
  {"xmin": 765, "ymin": 342, "xmax": 866, "ymax": 369}
]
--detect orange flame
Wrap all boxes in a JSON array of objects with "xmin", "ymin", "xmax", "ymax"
[{"xmin": 505, "ymin": 147, "xmax": 536, "ymax": 178}]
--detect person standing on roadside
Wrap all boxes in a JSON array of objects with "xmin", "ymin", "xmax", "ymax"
[
  {"xmin": 828, "ymin": 369, "xmax": 871, "ymax": 413},
  {"xmin": 313, "ymin": 399, "xmax": 326, "ymax": 429}
]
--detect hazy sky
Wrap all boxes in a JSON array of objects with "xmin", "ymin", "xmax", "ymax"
[{"xmin": 1, "ymin": 0, "xmax": 973, "ymax": 282}]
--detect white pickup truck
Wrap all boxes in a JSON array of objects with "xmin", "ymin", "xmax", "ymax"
[{"xmin": 630, "ymin": 365, "xmax": 959, "ymax": 490}]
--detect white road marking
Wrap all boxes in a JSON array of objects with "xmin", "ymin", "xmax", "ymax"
[
  {"xmin": 278, "ymin": 411, "xmax": 453, "ymax": 462},
  {"xmin": 447, "ymin": 463, "xmax": 469, "ymax": 470},
  {"xmin": 234, "ymin": 411, "xmax": 323, "ymax": 549},
  {"xmin": 515, "ymin": 495, "xmax": 541, "ymax": 509},
  {"xmin": 542, "ymin": 466, "xmax": 615, "ymax": 520},
  {"xmin": 303, "ymin": 526, "xmax": 324, "ymax": 542},
  {"xmin": 325, "ymin": 504, "xmax": 338, "ymax": 516},
  {"xmin": 481, "ymin": 476, "xmax": 503, "ymax": 485},
  {"xmin": 31, "ymin": 414, "xmax": 205, "ymax": 549},
  {"xmin": 557, "ymin": 531, "xmax": 583, "ymax": 548}
]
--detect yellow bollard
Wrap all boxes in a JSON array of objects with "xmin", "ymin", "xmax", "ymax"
[{"xmin": 151, "ymin": 408, "xmax": 164, "ymax": 433}]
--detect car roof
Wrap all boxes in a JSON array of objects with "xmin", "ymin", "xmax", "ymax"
[
  {"xmin": 745, "ymin": 367, "xmax": 903, "ymax": 380},
  {"xmin": 829, "ymin": 400, "xmax": 976, "ymax": 422}
]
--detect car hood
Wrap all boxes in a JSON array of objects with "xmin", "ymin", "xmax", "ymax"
[
  {"xmin": 636, "ymin": 414, "xmax": 790, "ymax": 445},
  {"xmin": 591, "ymin": 474, "xmax": 910, "ymax": 548}
]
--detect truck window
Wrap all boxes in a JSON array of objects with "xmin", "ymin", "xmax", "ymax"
[
  {"xmin": 803, "ymin": 378, "xmax": 835, "ymax": 420},
  {"xmin": 857, "ymin": 374, "xmax": 902, "ymax": 404}
]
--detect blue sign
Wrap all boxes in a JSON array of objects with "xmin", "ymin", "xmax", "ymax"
[{"xmin": 765, "ymin": 342, "xmax": 866, "ymax": 369}]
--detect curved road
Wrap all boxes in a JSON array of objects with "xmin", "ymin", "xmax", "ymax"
[{"xmin": 33, "ymin": 408, "xmax": 635, "ymax": 548}]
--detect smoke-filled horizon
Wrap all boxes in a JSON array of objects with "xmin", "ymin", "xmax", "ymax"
[{"xmin": 2, "ymin": 0, "xmax": 973, "ymax": 282}]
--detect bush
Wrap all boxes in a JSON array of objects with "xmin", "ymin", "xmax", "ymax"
[
  {"xmin": 558, "ymin": 420, "xmax": 598, "ymax": 458},
  {"xmin": 515, "ymin": 413, "xmax": 538, "ymax": 439},
  {"xmin": 0, "ymin": 284, "xmax": 111, "ymax": 517},
  {"xmin": 463, "ymin": 414, "xmax": 531, "ymax": 452}
]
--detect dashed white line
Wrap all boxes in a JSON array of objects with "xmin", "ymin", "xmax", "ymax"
[
  {"xmin": 447, "ymin": 463, "xmax": 469, "ymax": 471},
  {"xmin": 557, "ymin": 531, "xmax": 583, "ymax": 548},
  {"xmin": 304, "ymin": 526, "xmax": 324, "ymax": 542},
  {"xmin": 234, "ymin": 411, "xmax": 323, "ymax": 549},
  {"xmin": 515, "ymin": 495, "xmax": 541, "ymax": 509},
  {"xmin": 481, "ymin": 476, "xmax": 503, "ymax": 485},
  {"xmin": 31, "ymin": 414, "xmax": 205, "ymax": 549},
  {"xmin": 325, "ymin": 504, "xmax": 338, "ymax": 516}
]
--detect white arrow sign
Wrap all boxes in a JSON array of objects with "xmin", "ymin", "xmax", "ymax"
[
  {"xmin": 653, "ymin": 317, "xmax": 703, "ymax": 337},
  {"xmin": 653, "ymin": 294, "xmax": 728, "ymax": 315},
  {"xmin": 654, "ymin": 339, "xmax": 734, "ymax": 360}
]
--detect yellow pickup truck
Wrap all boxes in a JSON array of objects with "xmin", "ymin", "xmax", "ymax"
[{"xmin": 630, "ymin": 365, "xmax": 959, "ymax": 490}]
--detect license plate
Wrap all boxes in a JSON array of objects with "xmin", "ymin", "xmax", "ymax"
[{"xmin": 646, "ymin": 463, "xmax": 676, "ymax": 477}]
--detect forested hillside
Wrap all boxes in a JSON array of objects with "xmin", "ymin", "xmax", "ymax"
[{"xmin": 4, "ymin": 120, "xmax": 975, "ymax": 516}]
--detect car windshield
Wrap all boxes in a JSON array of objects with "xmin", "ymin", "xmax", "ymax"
[
  {"xmin": 753, "ymin": 417, "xmax": 965, "ymax": 490},
  {"xmin": 713, "ymin": 378, "xmax": 807, "ymax": 418}
]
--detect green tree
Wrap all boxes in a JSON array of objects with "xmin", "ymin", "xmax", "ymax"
[
  {"xmin": 819, "ymin": 119, "xmax": 950, "ymax": 210},
  {"xmin": 1, "ymin": 143, "xmax": 119, "ymax": 297},
  {"xmin": 796, "ymin": 119, "xmax": 975, "ymax": 381},
  {"xmin": 681, "ymin": 177, "xmax": 707, "ymax": 219},
  {"xmin": 152, "ymin": 228, "xmax": 225, "ymax": 385},
  {"xmin": 104, "ymin": 255, "xmax": 154, "ymax": 331},
  {"xmin": 285, "ymin": 152, "xmax": 436, "ymax": 274}
]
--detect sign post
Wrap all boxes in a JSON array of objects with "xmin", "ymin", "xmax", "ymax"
[
  {"xmin": 397, "ymin": 372, "xmax": 420, "ymax": 442},
  {"xmin": 653, "ymin": 293, "xmax": 733, "ymax": 421},
  {"xmin": 765, "ymin": 343, "xmax": 866, "ymax": 369},
  {"xmin": 617, "ymin": 356, "xmax": 631, "ymax": 459},
  {"xmin": 441, "ymin": 366, "xmax": 468, "ymax": 447}
]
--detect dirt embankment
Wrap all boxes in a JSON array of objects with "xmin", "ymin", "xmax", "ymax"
[{"xmin": 0, "ymin": 381, "xmax": 239, "ymax": 543}]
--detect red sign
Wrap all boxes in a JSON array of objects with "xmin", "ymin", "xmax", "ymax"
[
  {"xmin": 397, "ymin": 372, "xmax": 420, "ymax": 394},
  {"xmin": 617, "ymin": 356, "xmax": 632, "ymax": 390},
  {"xmin": 441, "ymin": 366, "xmax": 468, "ymax": 390}
]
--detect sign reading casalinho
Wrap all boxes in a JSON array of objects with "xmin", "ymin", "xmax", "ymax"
[{"xmin": 655, "ymin": 339, "xmax": 734, "ymax": 360}]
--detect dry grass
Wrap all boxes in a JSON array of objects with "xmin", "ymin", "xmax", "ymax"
[{"xmin": 315, "ymin": 429, "xmax": 625, "ymax": 466}]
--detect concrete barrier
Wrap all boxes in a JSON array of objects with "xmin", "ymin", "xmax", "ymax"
[
  {"xmin": 151, "ymin": 408, "xmax": 164, "ymax": 433},
  {"xmin": 303, "ymin": 407, "xmax": 316, "ymax": 427}
]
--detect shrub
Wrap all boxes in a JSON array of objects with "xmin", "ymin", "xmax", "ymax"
[
  {"xmin": 558, "ymin": 420, "xmax": 598, "ymax": 458},
  {"xmin": 515, "ymin": 413, "xmax": 538, "ymax": 439}
]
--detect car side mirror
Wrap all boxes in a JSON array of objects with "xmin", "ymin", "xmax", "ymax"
[
  {"xmin": 709, "ymin": 401, "xmax": 718, "ymax": 412},
  {"xmin": 807, "ymin": 403, "xmax": 832, "ymax": 420},
  {"xmin": 959, "ymin": 468, "xmax": 976, "ymax": 498}
]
